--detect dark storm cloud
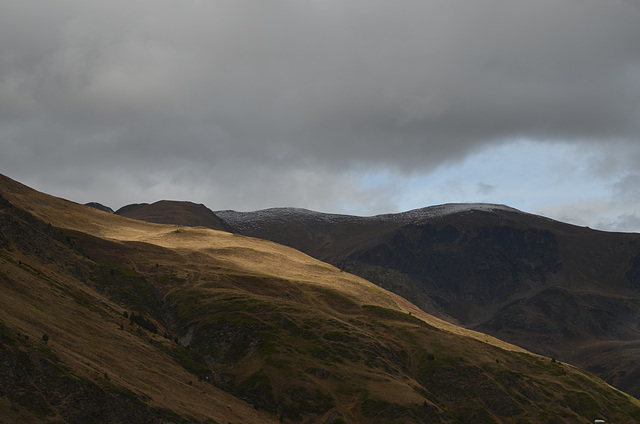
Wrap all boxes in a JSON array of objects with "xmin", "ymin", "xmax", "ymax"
[{"xmin": 1, "ymin": 0, "xmax": 640, "ymax": 212}]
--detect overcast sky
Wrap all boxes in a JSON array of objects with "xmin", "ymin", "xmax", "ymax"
[{"xmin": 2, "ymin": 0, "xmax": 640, "ymax": 232}]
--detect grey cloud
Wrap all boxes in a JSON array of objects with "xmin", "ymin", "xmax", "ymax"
[
  {"xmin": 606, "ymin": 213, "xmax": 640, "ymax": 233},
  {"xmin": 538, "ymin": 171, "xmax": 640, "ymax": 233},
  {"xmin": 477, "ymin": 183, "xmax": 496, "ymax": 196},
  {"xmin": 612, "ymin": 174, "xmax": 640, "ymax": 201},
  {"xmin": 1, "ymin": 0, "xmax": 640, "ymax": 213}
]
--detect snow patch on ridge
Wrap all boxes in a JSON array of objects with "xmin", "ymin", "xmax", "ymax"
[{"xmin": 386, "ymin": 203, "xmax": 521, "ymax": 224}]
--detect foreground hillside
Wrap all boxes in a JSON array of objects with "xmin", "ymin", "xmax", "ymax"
[{"xmin": 2, "ymin": 174, "xmax": 640, "ymax": 423}]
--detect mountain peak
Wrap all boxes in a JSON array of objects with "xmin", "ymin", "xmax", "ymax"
[
  {"xmin": 116, "ymin": 199, "xmax": 232, "ymax": 232},
  {"xmin": 377, "ymin": 203, "xmax": 522, "ymax": 222},
  {"xmin": 84, "ymin": 202, "xmax": 114, "ymax": 213}
]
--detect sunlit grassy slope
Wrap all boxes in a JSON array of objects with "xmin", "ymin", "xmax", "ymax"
[
  {"xmin": 0, "ymin": 174, "xmax": 523, "ymax": 346},
  {"xmin": 2, "ymin": 173, "xmax": 640, "ymax": 423}
]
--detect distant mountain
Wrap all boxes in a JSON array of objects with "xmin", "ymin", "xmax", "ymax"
[
  {"xmin": 217, "ymin": 205, "xmax": 640, "ymax": 398},
  {"xmin": 116, "ymin": 200, "xmax": 232, "ymax": 232},
  {"xmin": 85, "ymin": 202, "xmax": 114, "ymax": 213},
  {"xmin": 3, "ymin": 174, "xmax": 640, "ymax": 422}
]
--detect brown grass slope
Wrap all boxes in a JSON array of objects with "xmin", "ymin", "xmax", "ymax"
[
  {"xmin": 1, "ymin": 174, "xmax": 640, "ymax": 423},
  {"xmin": 215, "ymin": 205, "xmax": 640, "ymax": 399}
]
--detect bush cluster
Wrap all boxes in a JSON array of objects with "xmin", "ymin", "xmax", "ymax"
[{"xmin": 127, "ymin": 312, "xmax": 158, "ymax": 334}]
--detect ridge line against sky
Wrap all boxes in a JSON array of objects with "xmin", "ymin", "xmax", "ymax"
[{"xmin": 1, "ymin": 0, "xmax": 640, "ymax": 232}]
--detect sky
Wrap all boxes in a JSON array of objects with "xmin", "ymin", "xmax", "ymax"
[{"xmin": 1, "ymin": 0, "xmax": 640, "ymax": 232}]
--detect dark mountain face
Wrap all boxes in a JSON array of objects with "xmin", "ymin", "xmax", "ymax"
[
  {"xmin": 216, "ymin": 205, "xmax": 640, "ymax": 398},
  {"xmin": 477, "ymin": 286, "xmax": 640, "ymax": 396},
  {"xmin": 116, "ymin": 200, "xmax": 232, "ymax": 232},
  {"xmin": 350, "ymin": 223, "xmax": 562, "ymax": 320}
]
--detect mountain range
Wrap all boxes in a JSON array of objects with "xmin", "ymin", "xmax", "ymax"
[
  {"xmin": 114, "ymin": 199, "xmax": 640, "ymax": 400},
  {"xmin": 2, "ymin": 173, "xmax": 640, "ymax": 423}
]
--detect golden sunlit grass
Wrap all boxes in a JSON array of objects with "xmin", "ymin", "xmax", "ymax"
[{"xmin": 0, "ymin": 174, "xmax": 524, "ymax": 352}]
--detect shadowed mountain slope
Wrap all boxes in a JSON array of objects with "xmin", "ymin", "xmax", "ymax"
[
  {"xmin": 215, "ymin": 206, "xmax": 640, "ymax": 399},
  {"xmin": 3, "ymin": 174, "xmax": 640, "ymax": 423}
]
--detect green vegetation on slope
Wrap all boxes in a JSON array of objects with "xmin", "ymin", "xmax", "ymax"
[{"xmin": 162, "ymin": 275, "xmax": 640, "ymax": 423}]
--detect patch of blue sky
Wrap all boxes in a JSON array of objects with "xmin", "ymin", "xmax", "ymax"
[{"xmin": 359, "ymin": 139, "xmax": 611, "ymax": 222}]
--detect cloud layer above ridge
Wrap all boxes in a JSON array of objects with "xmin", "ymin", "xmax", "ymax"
[{"xmin": 2, "ymin": 0, "xmax": 640, "ymax": 228}]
